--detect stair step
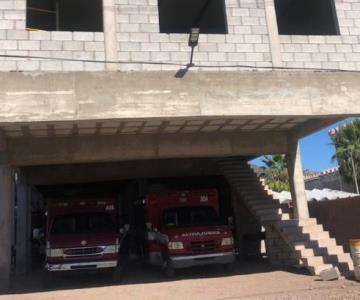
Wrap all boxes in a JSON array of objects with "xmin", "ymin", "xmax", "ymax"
[
  {"xmin": 296, "ymin": 245, "xmax": 345, "ymax": 258},
  {"xmin": 281, "ymin": 224, "xmax": 324, "ymax": 235},
  {"xmin": 243, "ymin": 194, "xmax": 272, "ymax": 201},
  {"xmin": 293, "ymin": 238, "xmax": 338, "ymax": 250},
  {"xmin": 247, "ymin": 200, "xmax": 280, "ymax": 208},
  {"xmin": 255, "ymin": 208, "xmax": 282, "ymax": 217},
  {"xmin": 260, "ymin": 213, "xmax": 290, "ymax": 223},
  {"xmin": 324, "ymin": 254, "xmax": 354, "ymax": 266},
  {"xmin": 251, "ymin": 203, "xmax": 281, "ymax": 211},
  {"xmin": 283, "ymin": 231, "xmax": 330, "ymax": 243},
  {"xmin": 277, "ymin": 218, "xmax": 317, "ymax": 228}
]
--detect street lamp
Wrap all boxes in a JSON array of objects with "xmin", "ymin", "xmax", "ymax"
[
  {"xmin": 174, "ymin": 28, "xmax": 200, "ymax": 78},
  {"xmin": 188, "ymin": 28, "xmax": 200, "ymax": 66}
]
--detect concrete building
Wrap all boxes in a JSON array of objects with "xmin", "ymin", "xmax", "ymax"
[{"xmin": 1, "ymin": 0, "xmax": 360, "ymax": 290}]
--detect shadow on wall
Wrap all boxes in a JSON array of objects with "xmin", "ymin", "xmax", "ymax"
[{"xmin": 308, "ymin": 196, "xmax": 360, "ymax": 253}]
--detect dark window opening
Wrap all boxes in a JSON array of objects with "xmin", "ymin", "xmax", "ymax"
[
  {"xmin": 26, "ymin": 0, "xmax": 103, "ymax": 32},
  {"xmin": 274, "ymin": 0, "xmax": 340, "ymax": 35},
  {"xmin": 158, "ymin": 0, "xmax": 228, "ymax": 34}
]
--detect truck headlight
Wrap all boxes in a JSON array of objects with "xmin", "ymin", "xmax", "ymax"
[
  {"xmin": 168, "ymin": 241, "xmax": 184, "ymax": 250},
  {"xmin": 46, "ymin": 248, "xmax": 63, "ymax": 257},
  {"xmin": 221, "ymin": 237, "xmax": 234, "ymax": 246},
  {"xmin": 103, "ymin": 245, "xmax": 118, "ymax": 254}
]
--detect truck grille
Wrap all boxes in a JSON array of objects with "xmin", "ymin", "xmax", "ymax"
[
  {"xmin": 64, "ymin": 247, "xmax": 103, "ymax": 257},
  {"xmin": 191, "ymin": 240, "xmax": 215, "ymax": 253}
]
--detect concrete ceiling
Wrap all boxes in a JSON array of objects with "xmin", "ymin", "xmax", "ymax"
[{"xmin": 1, "ymin": 116, "xmax": 310, "ymax": 138}]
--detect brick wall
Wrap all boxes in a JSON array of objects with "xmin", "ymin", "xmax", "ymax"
[{"xmin": 280, "ymin": 0, "xmax": 360, "ymax": 70}]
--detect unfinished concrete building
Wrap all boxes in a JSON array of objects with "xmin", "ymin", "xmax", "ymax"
[{"xmin": 0, "ymin": 0, "xmax": 360, "ymax": 289}]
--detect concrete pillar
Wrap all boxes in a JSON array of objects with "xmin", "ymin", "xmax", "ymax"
[
  {"xmin": 286, "ymin": 140, "xmax": 309, "ymax": 219},
  {"xmin": 0, "ymin": 165, "xmax": 14, "ymax": 290},
  {"xmin": 264, "ymin": 0, "xmax": 282, "ymax": 68},
  {"xmin": 103, "ymin": 0, "xmax": 118, "ymax": 71},
  {"xmin": 15, "ymin": 171, "xmax": 31, "ymax": 275}
]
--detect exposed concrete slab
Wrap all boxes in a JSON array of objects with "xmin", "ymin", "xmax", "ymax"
[
  {"xmin": 22, "ymin": 158, "xmax": 220, "ymax": 185},
  {"xmin": 6, "ymin": 131, "xmax": 288, "ymax": 166},
  {"xmin": 0, "ymin": 71, "xmax": 359, "ymax": 124}
]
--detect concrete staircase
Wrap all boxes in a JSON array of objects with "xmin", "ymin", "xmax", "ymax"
[{"xmin": 218, "ymin": 158, "xmax": 354, "ymax": 277}]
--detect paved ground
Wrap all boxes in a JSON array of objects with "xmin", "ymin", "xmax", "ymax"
[{"xmin": 1, "ymin": 261, "xmax": 359, "ymax": 300}]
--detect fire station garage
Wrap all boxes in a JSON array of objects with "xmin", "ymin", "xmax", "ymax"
[
  {"xmin": 19, "ymin": 158, "xmax": 263, "ymax": 281},
  {"xmin": 0, "ymin": 71, "xmax": 358, "ymax": 290}
]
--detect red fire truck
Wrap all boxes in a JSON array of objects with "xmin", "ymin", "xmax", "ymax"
[
  {"xmin": 143, "ymin": 189, "xmax": 235, "ymax": 276},
  {"xmin": 44, "ymin": 197, "xmax": 121, "ymax": 285}
]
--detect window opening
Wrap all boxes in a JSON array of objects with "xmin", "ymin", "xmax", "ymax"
[
  {"xmin": 158, "ymin": 0, "xmax": 228, "ymax": 34},
  {"xmin": 26, "ymin": 0, "xmax": 103, "ymax": 32},
  {"xmin": 274, "ymin": 0, "xmax": 340, "ymax": 35}
]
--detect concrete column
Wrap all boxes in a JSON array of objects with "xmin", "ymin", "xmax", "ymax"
[
  {"xmin": 103, "ymin": 0, "xmax": 118, "ymax": 71},
  {"xmin": 286, "ymin": 140, "xmax": 309, "ymax": 219},
  {"xmin": 15, "ymin": 171, "xmax": 31, "ymax": 275},
  {"xmin": 264, "ymin": 0, "xmax": 282, "ymax": 68},
  {"xmin": 0, "ymin": 165, "xmax": 14, "ymax": 290}
]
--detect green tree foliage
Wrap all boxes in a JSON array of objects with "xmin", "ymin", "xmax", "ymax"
[
  {"xmin": 330, "ymin": 119, "xmax": 360, "ymax": 193},
  {"xmin": 261, "ymin": 154, "xmax": 290, "ymax": 192}
]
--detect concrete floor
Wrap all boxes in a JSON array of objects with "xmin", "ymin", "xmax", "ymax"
[{"xmin": 1, "ymin": 260, "xmax": 359, "ymax": 300}]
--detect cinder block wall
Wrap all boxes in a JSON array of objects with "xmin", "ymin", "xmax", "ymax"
[
  {"xmin": 0, "ymin": 0, "xmax": 105, "ymax": 71},
  {"xmin": 115, "ymin": 0, "xmax": 272, "ymax": 71},
  {"xmin": 280, "ymin": 0, "xmax": 360, "ymax": 70},
  {"xmin": 0, "ymin": 0, "xmax": 359, "ymax": 71}
]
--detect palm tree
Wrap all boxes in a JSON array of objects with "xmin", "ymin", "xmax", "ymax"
[
  {"xmin": 262, "ymin": 155, "xmax": 290, "ymax": 192},
  {"xmin": 330, "ymin": 119, "xmax": 360, "ymax": 194}
]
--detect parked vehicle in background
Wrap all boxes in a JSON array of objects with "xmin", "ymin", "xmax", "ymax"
[
  {"xmin": 143, "ymin": 189, "xmax": 235, "ymax": 276},
  {"xmin": 44, "ymin": 197, "xmax": 121, "ymax": 286}
]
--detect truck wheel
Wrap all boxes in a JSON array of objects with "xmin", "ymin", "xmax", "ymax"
[
  {"xmin": 111, "ymin": 266, "xmax": 123, "ymax": 283},
  {"xmin": 42, "ymin": 271, "xmax": 54, "ymax": 289},
  {"xmin": 223, "ymin": 263, "xmax": 235, "ymax": 273},
  {"xmin": 164, "ymin": 262, "xmax": 175, "ymax": 278}
]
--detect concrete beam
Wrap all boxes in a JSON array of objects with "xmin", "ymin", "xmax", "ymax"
[
  {"xmin": 286, "ymin": 139, "xmax": 309, "ymax": 219},
  {"xmin": 0, "ymin": 165, "xmax": 14, "ymax": 290},
  {"xmin": 290, "ymin": 117, "xmax": 345, "ymax": 139},
  {"xmin": 264, "ymin": 0, "xmax": 282, "ymax": 68},
  {"xmin": 23, "ymin": 158, "xmax": 219, "ymax": 185},
  {"xmin": 7, "ymin": 132, "xmax": 288, "ymax": 167},
  {"xmin": 0, "ymin": 71, "xmax": 359, "ymax": 123},
  {"xmin": 103, "ymin": 0, "xmax": 118, "ymax": 71}
]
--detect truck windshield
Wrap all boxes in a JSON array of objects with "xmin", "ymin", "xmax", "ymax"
[
  {"xmin": 50, "ymin": 213, "xmax": 115, "ymax": 236},
  {"xmin": 163, "ymin": 206, "xmax": 221, "ymax": 228}
]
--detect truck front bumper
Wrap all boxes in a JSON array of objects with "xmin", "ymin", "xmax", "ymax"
[
  {"xmin": 45, "ymin": 260, "xmax": 118, "ymax": 272},
  {"xmin": 169, "ymin": 251, "xmax": 235, "ymax": 269}
]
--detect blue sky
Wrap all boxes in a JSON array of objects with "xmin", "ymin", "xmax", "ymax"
[{"xmin": 251, "ymin": 118, "xmax": 354, "ymax": 172}]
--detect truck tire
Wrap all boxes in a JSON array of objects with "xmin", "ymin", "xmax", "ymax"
[
  {"xmin": 223, "ymin": 263, "xmax": 235, "ymax": 273},
  {"xmin": 111, "ymin": 266, "xmax": 123, "ymax": 283},
  {"xmin": 42, "ymin": 271, "xmax": 54, "ymax": 289},
  {"xmin": 164, "ymin": 261, "xmax": 175, "ymax": 278}
]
